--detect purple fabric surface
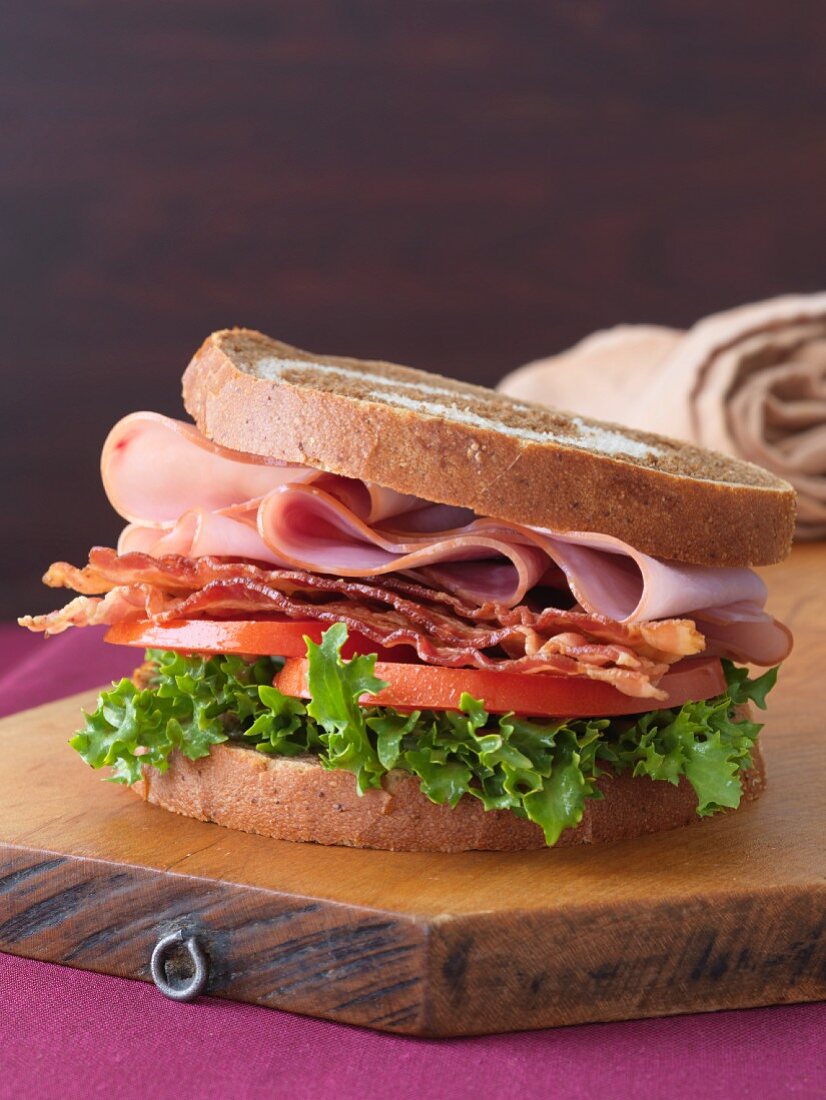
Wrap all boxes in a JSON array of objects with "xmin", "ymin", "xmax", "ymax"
[{"xmin": 1, "ymin": 623, "xmax": 824, "ymax": 1099}]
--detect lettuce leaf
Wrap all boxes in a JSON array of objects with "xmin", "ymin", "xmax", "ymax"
[
  {"xmin": 73, "ymin": 632, "xmax": 778, "ymax": 846},
  {"xmin": 305, "ymin": 622, "xmax": 388, "ymax": 793}
]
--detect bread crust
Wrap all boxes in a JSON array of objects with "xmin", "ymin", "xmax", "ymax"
[
  {"xmin": 132, "ymin": 726, "xmax": 766, "ymax": 852},
  {"xmin": 180, "ymin": 329, "xmax": 795, "ymax": 567}
]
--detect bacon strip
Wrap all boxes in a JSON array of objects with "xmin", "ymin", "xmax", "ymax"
[
  {"xmin": 41, "ymin": 548, "xmax": 699, "ymax": 651},
  {"xmin": 20, "ymin": 549, "xmax": 711, "ymax": 699},
  {"xmin": 18, "ymin": 584, "xmax": 174, "ymax": 632}
]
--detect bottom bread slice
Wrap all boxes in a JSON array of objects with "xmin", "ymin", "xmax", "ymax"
[{"xmin": 132, "ymin": 734, "xmax": 766, "ymax": 852}]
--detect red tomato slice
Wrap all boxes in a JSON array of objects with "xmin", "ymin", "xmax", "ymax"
[
  {"xmin": 104, "ymin": 619, "xmax": 414, "ymax": 662},
  {"xmin": 274, "ymin": 656, "xmax": 727, "ymax": 717}
]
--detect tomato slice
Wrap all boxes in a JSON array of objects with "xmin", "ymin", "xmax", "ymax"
[
  {"xmin": 274, "ymin": 655, "xmax": 727, "ymax": 718},
  {"xmin": 104, "ymin": 619, "xmax": 414, "ymax": 662}
]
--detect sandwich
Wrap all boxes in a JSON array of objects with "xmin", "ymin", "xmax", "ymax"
[{"xmin": 19, "ymin": 329, "xmax": 795, "ymax": 851}]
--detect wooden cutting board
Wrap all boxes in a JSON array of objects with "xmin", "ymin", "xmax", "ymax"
[{"xmin": 1, "ymin": 545, "xmax": 824, "ymax": 1036}]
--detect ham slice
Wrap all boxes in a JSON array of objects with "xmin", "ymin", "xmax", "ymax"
[
  {"xmin": 256, "ymin": 487, "xmax": 549, "ymax": 603},
  {"xmin": 527, "ymin": 529, "xmax": 768, "ymax": 621},
  {"xmin": 102, "ymin": 412, "xmax": 317, "ymax": 522},
  {"xmin": 103, "ymin": 413, "xmax": 431, "ymax": 526},
  {"xmin": 91, "ymin": 413, "xmax": 792, "ymax": 663}
]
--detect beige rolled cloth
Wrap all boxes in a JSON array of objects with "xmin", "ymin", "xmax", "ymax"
[{"xmin": 499, "ymin": 294, "xmax": 826, "ymax": 538}]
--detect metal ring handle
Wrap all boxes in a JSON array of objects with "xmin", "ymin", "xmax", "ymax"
[{"xmin": 150, "ymin": 929, "xmax": 208, "ymax": 1001}]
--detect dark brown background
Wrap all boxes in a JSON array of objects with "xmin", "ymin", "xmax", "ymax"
[{"xmin": 4, "ymin": 2, "xmax": 826, "ymax": 616}]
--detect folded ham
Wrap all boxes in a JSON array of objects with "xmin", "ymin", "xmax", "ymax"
[{"xmin": 93, "ymin": 412, "xmax": 791, "ymax": 666}]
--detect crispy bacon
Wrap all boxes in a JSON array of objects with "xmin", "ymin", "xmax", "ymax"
[
  {"xmin": 18, "ymin": 584, "xmax": 174, "ymax": 632},
  {"xmin": 20, "ymin": 549, "xmax": 710, "ymax": 699}
]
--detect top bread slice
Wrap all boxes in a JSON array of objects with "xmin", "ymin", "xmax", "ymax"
[{"xmin": 181, "ymin": 329, "xmax": 796, "ymax": 567}]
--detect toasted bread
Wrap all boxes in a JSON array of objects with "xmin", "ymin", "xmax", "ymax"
[{"xmin": 181, "ymin": 329, "xmax": 795, "ymax": 567}]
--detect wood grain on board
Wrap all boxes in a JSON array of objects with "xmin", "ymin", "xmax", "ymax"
[{"xmin": 0, "ymin": 544, "xmax": 824, "ymax": 1034}]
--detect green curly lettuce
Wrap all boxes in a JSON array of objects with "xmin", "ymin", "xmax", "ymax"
[{"xmin": 72, "ymin": 627, "xmax": 778, "ymax": 846}]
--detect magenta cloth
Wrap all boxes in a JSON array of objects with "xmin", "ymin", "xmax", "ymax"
[{"xmin": 1, "ymin": 625, "xmax": 823, "ymax": 1099}]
